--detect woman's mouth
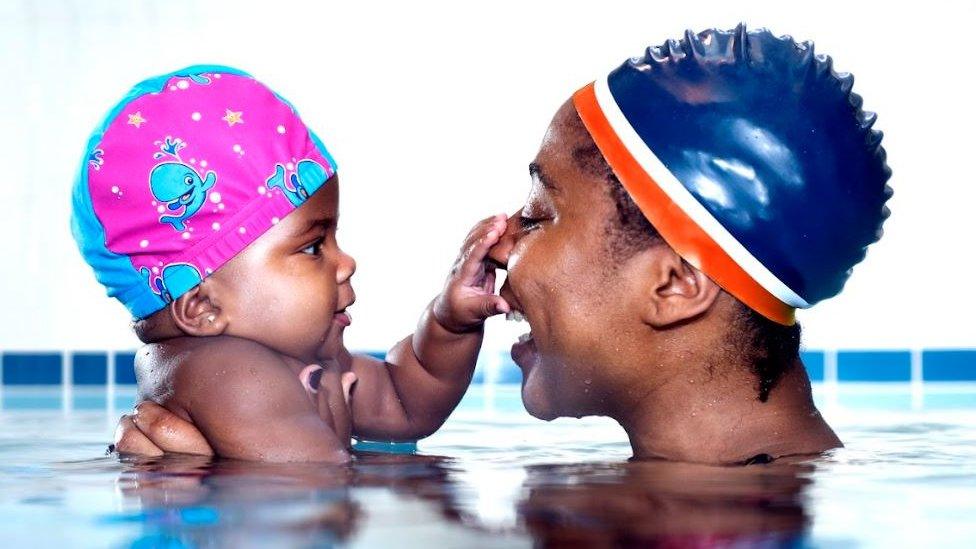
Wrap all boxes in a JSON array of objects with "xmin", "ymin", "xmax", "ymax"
[{"xmin": 507, "ymin": 309, "xmax": 539, "ymax": 369}]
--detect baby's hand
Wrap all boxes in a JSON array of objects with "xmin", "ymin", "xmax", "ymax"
[{"xmin": 432, "ymin": 214, "xmax": 510, "ymax": 333}]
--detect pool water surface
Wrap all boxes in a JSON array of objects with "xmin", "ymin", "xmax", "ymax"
[{"xmin": 1, "ymin": 384, "xmax": 975, "ymax": 547}]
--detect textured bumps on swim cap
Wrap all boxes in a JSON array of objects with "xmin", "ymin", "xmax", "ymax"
[
  {"xmin": 636, "ymin": 23, "xmax": 892, "ymax": 190},
  {"xmin": 621, "ymin": 24, "xmax": 893, "ymax": 304}
]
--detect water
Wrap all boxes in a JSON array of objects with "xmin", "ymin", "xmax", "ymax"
[{"xmin": 1, "ymin": 384, "xmax": 975, "ymax": 547}]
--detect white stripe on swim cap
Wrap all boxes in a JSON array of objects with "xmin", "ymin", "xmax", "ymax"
[{"xmin": 593, "ymin": 76, "xmax": 811, "ymax": 309}]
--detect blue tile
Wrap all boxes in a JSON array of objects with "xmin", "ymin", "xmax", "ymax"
[
  {"xmin": 800, "ymin": 350, "xmax": 825, "ymax": 381},
  {"xmin": 363, "ymin": 351, "xmax": 386, "ymax": 361},
  {"xmin": 71, "ymin": 392, "xmax": 109, "ymax": 410},
  {"xmin": 922, "ymin": 350, "xmax": 976, "ymax": 381},
  {"xmin": 2, "ymin": 391, "xmax": 62, "ymax": 409},
  {"xmin": 496, "ymin": 356, "xmax": 523, "ymax": 384},
  {"xmin": 471, "ymin": 363, "xmax": 485, "ymax": 384},
  {"xmin": 72, "ymin": 353, "xmax": 107, "ymax": 385},
  {"xmin": 2, "ymin": 353, "xmax": 62, "ymax": 385},
  {"xmin": 114, "ymin": 352, "xmax": 138, "ymax": 385},
  {"xmin": 837, "ymin": 350, "xmax": 911, "ymax": 382}
]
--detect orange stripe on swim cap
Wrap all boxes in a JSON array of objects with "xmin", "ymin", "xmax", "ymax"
[{"xmin": 573, "ymin": 82, "xmax": 796, "ymax": 326}]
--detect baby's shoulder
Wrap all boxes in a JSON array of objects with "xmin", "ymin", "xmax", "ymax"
[
  {"xmin": 179, "ymin": 336, "xmax": 289, "ymax": 376},
  {"xmin": 137, "ymin": 337, "xmax": 291, "ymax": 398}
]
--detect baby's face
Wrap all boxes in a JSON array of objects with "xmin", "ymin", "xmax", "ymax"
[{"xmin": 210, "ymin": 176, "xmax": 356, "ymax": 363}]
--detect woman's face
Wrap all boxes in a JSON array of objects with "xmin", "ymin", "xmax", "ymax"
[{"xmin": 492, "ymin": 101, "xmax": 649, "ymax": 421}]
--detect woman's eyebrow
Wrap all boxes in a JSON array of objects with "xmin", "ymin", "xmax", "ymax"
[{"xmin": 528, "ymin": 162, "xmax": 558, "ymax": 190}]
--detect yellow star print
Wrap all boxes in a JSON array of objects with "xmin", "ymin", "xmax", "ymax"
[
  {"xmin": 222, "ymin": 109, "xmax": 244, "ymax": 126},
  {"xmin": 127, "ymin": 112, "xmax": 147, "ymax": 128}
]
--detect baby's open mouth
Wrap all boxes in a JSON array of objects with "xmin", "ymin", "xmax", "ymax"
[{"xmin": 333, "ymin": 308, "xmax": 352, "ymax": 327}]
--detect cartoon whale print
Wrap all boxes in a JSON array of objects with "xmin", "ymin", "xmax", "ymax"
[
  {"xmin": 140, "ymin": 263, "xmax": 203, "ymax": 303},
  {"xmin": 150, "ymin": 162, "xmax": 217, "ymax": 231},
  {"xmin": 265, "ymin": 159, "xmax": 328, "ymax": 207}
]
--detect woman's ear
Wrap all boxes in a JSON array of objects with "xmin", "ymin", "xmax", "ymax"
[
  {"xmin": 169, "ymin": 281, "xmax": 227, "ymax": 337},
  {"xmin": 637, "ymin": 247, "xmax": 722, "ymax": 329}
]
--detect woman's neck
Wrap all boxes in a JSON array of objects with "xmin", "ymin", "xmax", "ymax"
[{"xmin": 616, "ymin": 357, "xmax": 841, "ymax": 464}]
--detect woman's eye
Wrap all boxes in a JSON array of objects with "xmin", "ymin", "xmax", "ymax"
[
  {"xmin": 518, "ymin": 215, "xmax": 545, "ymax": 230},
  {"xmin": 301, "ymin": 239, "xmax": 324, "ymax": 256}
]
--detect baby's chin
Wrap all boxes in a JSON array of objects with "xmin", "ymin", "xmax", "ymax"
[{"xmin": 315, "ymin": 323, "xmax": 348, "ymax": 363}]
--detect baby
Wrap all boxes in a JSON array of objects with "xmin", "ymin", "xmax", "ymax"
[{"xmin": 72, "ymin": 65, "xmax": 509, "ymax": 462}]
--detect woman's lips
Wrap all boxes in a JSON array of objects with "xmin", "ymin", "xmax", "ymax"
[{"xmin": 511, "ymin": 331, "xmax": 540, "ymax": 370}]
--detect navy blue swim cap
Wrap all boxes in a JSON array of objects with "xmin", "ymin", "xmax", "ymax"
[{"xmin": 574, "ymin": 24, "xmax": 892, "ymax": 324}]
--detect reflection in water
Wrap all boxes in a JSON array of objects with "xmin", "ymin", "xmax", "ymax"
[
  {"xmin": 114, "ymin": 451, "xmax": 814, "ymax": 547},
  {"xmin": 517, "ymin": 459, "xmax": 812, "ymax": 547}
]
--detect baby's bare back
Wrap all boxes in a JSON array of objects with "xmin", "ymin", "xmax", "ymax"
[{"xmin": 134, "ymin": 336, "xmax": 349, "ymax": 462}]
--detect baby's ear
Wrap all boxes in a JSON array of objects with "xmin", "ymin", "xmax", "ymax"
[{"xmin": 170, "ymin": 282, "xmax": 227, "ymax": 337}]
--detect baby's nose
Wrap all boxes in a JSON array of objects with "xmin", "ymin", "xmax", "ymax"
[
  {"xmin": 337, "ymin": 249, "xmax": 356, "ymax": 283},
  {"xmin": 487, "ymin": 209, "xmax": 520, "ymax": 270}
]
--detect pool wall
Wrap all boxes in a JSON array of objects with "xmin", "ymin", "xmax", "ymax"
[{"xmin": 2, "ymin": 349, "xmax": 974, "ymax": 388}]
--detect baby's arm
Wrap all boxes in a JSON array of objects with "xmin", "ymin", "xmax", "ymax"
[
  {"xmin": 346, "ymin": 215, "xmax": 509, "ymax": 441},
  {"xmin": 167, "ymin": 338, "xmax": 349, "ymax": 462}
]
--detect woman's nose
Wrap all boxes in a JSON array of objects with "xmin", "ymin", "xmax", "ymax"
[{"xmin": 487, "ymin": 209, "xmax": 521, "ymax": 270}]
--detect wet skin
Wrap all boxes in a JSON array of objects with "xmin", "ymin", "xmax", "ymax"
[
  {"xmin": 118, "ymin": 102, "xmax": 840, "ymax": 465},
  {"xmin": 489, "ymin": 100, "xmax": 841, "ymax": 463},
  {"xmin": 131, "ymin": 175, "xmax": 510, "ymax": 462}
]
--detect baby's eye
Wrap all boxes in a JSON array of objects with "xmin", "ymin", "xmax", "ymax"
[{"xmin": 301, "ymin": 238, "xmax": 324, "ymax": 256}]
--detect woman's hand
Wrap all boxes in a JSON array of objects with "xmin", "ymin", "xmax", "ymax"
[
  {"xmin": 113, "ymin": 402, "xmax": 214, "ymax": 456},
  {"xmin": 299, "ymin": 362, "xmax": 358, "ymax": 447},
  {"xmin": 113, "ymin": 362, "xmax": 357, "ymax": 457}
]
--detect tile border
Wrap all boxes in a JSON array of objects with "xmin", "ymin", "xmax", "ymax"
[{"xmin": 1, "ymin": 349, "xmax": 974, "ymax": 386}]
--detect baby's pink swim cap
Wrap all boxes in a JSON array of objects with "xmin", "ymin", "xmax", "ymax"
[{"xmin": 71, "ymin": 65, "xmax": 337, "ymax": 319}]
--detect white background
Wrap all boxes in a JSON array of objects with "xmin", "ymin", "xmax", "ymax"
[{"xmin": 0, "ymin": 0, "xmax": 973, "ymax": 354}]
